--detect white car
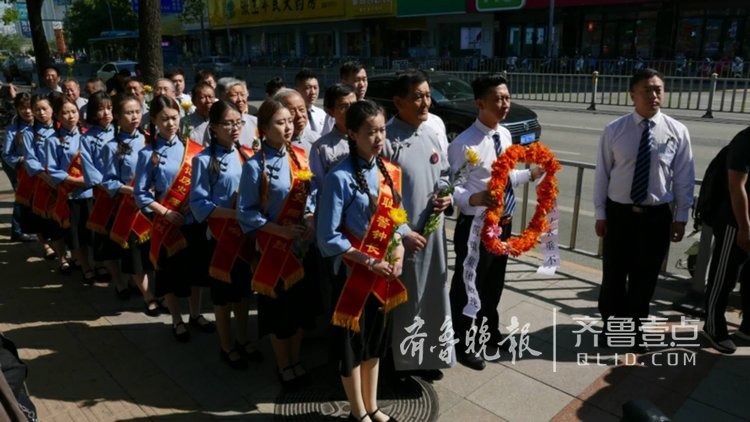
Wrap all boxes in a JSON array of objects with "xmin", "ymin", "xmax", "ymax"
[{"xmin": 96, "ymin": 60, "xmax": 138, "ymax": 81}]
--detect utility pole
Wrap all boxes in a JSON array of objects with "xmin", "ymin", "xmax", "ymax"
[{"xmin": 548, "ymin": 0, "xmax": 555, "ymax": 58}]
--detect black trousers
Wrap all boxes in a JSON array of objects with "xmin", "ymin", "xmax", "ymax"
[
  {"xmin": 704, "ymin": 223, "xmax": 750, "ymax": 339},
  {"xmin": 449, "ymin": 212, "xmax": 512, "ymax": 354},
  {"xmin": 598, "ymin": 200, "xmax": 671, "ymax": 324}
]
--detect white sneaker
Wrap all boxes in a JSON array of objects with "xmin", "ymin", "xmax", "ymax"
[
  {"xmin": 734, "ymin": 330, "xmax": 750, "ymax": 342},
  {"xmin": 702, "ymin": 330, "xmax": 737, "ymax": 354}
]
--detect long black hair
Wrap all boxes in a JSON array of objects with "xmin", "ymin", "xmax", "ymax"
[
  {"xmin": 85, "ymin": 91, "xmax": 113, "ymax": 127},
  {"xmin": 51, "ymin": 94, "xmax": 82, "ymax": 148},
  {"xmin": 345, "ymin": 99, "xmax": 400, "ymax": 211},
  {"xmin": 112, "ymin": 94, "xmax": 145, "ymax": 158},
  {"xmin": 206, "ymin": 100, "xmax": 252, "ymax": 176},
  {"xmin": 147, "ymin": 95, "xmax": 182, "ymax": 167}
]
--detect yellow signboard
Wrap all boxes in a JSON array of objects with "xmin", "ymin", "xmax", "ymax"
[
  {"xmin": 348, "ymin": 0, "xmax": 394, "ymax": 17},
  {"xmin": 208, "ymin": 0, "xmax": 346, "ymax": 26}
]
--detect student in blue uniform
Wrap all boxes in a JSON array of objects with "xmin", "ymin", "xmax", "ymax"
[
  {"xmin": 101, "ymin": 94, "xmax": 161, "ymax": 312},
  {"xmin": 318, "ymin": 100, "xmax": 406, "ymax": 422},
  {"xmin": 24, "ymin": 94, "xmax": 68, "ymax": 272},
  {"xmin": 237, "ymin": 99, "xmax": 316, "ymax": 389},
  {"xmin": 45, "ymin": 95, "xmax": 95, "ymax": 281},
  {"xmin": 134, "ymin": 95, "xmax": 214, "ymax": 342},
  {"xmin": 190, "ymin": 100, "xmax": 263, "ymax": 369},
  {"xmin": 3, "ymin": 93, "xmax": 42, "ymax": 244},
  {"xmin": 80, "ymin": 92, "xmax": 121, "ymax": 284}
]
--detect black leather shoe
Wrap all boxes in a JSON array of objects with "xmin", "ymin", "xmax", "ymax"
[
  {"xmin": 457, "ymin": 352, "xmax": 486, "ymax": 371},
  {"xmin": 11, "ymin": 233, "xmax": 35, "ymax": 243}
]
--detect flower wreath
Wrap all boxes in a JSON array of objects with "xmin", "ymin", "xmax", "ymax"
[{"xmin": 482, "ymin": 142, "xmax": 561, "ymax": 257}]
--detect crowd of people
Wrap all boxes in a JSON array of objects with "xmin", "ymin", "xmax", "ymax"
[{"xmin": 1, "ymin": 61, "xmax": 749, "ymax": 421}]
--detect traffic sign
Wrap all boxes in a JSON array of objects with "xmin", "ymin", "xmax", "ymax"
[{"xmin": 476, "ymin": 0, "xmax": 526, "ymax": 11}]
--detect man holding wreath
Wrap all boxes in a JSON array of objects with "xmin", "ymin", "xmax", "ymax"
[{"xmin": 448, "ymin": 74, "xmax": 544, "ymax": 371}]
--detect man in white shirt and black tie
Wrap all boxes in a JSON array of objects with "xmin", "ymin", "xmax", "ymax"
[
  {"xmin": 448, "ymin": 74, "xmax": 544, "ymax": 370},
  {"xmin": 593, "ymin": 68, "xmax": 695, "ymax": 353}
]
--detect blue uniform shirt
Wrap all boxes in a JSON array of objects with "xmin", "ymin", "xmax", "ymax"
[
  {"xmin": 133, "ymin": 135, "xmax": 194, "ymax": 223},
  {"xmin": 101, "ymin": 130, "xmax": 147, "ymax": 197},
  {"xmin": 80, "ymin": 125, "xmax": 115, "ymax": 187},
  {"xmin": 45, "ymin": 126, "xmax": 93, "ymax": 200},
  {"xmin": 317, "ymin": 156, "xmax": 407, "ymax": 258},
  {"xmin": 2, "ymin": 119, "xmax": 32, "ymax": 168},
  {"xmin": 190, "ymin": 143, "xmax": 244, "ymax": 223},
  {"xmin": 237, "ymin": 143, "xmax": 314, "ymax": 233},
  {"xmin": 23, "ymin": 123, "xmax": 55, "ymax": 176}
]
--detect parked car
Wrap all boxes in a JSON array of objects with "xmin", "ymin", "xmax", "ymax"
[
  {"xmin": 194, "ymin": 56, "xmax": 233, "ymax": 76},
  {"xmin": 96, "ymin": 60, "xmax": 138, "ymax": 81},
  {"xmin": 367, "ymin": 72, "xmax": 542, "ymax": 144},
  {"xmin": 1, "ymin": 56, "xmax": 34, "ymax": 84}
]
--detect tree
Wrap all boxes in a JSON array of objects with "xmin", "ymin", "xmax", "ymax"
[
  {"xmin": 0, "ymin": 33, "xmax": 30, "ymax": 53},
  {"xmin": 178, "ymin": 0, "xmax": 207, "ymax": 56},
  {"xmin": 65, "ymin": 0, "xmax": 137, "ymax": 51},
  {"xmin": 1, "ymin": 7, "xmax": 18, "ymax": 25},
  {"xmin": 137, "ymin": 0, "xmax": 162, "ymax": 85},
  {"xmin": 2, "ymin": 0, "xmax": 52, "ymax": 83}
]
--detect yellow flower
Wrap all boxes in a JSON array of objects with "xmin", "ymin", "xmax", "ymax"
[
  {"xmin": 389, "ymin": 208, "xmax": 408, "ymax": 226},
  {"xmin": 64, "ymin": 57, "xmax": 75, "ymax": 65},
  {"xmin": 295, "ymin": 169, "xmax": 314, "ymax": 182},
  {"xmin": 180, "ymin": 102, "xmax": 192, "ymax": 111},
  {"xmin": 143, "ymin": 84, "xmax": 153, "ymax": 93},
  {"xmin": 465, "ymin": 146, "xmax": 480, "ymax": 166}
]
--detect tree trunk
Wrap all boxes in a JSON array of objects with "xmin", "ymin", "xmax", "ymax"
[
  {"xmin": 137, "ymin": 0, "xmax": 163, "ymax": 85},
  {"xmin": 26, "ymin": 0, "xmax": 52, "ymax": 84}
]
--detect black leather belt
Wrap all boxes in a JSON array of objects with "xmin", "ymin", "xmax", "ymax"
[{"xmin": 608, "ymin": 199, "xmax": 668, "ymax": 214}]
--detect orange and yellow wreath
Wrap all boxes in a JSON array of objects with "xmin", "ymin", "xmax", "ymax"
[{"xmin": 482, "ymin": 142, "xmax": 561, "ymax": 257}]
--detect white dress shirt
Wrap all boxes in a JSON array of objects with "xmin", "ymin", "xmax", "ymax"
[
  {"xmin": 307, "ymin": 105, "xmax": 327, "ymax": 134},
  {"xmin": 593, "ymin": 110, "xmax": 695, "ymax": 222},
  {"xmin": 448, "ymin": 119, "xmax": 532, "ymax": 216},
  {"xmin": 176, "ymin": 92, "xmax": 195, "ymax": 116},
  {"xmin": 320, "ymin": 114, "xmax": 335, "ymax": 137}
]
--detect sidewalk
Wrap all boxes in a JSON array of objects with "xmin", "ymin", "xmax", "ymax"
[{"xmin": 0, "ymin": 172, "xmax": 748, "ymax": 421}]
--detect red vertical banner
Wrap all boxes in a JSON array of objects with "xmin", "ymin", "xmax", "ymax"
[{"xmin": 53, "ymin": 22, "xmax": 66, "ymax": 55}]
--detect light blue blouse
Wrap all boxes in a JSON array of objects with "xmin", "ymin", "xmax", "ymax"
[
  {"xmin": 317, "ymin": 156, "xmax": 407, "ymax": 259},
  {"xmin": 23, "ymin": 123, "xmax": 55, "ymax": 176},
  {"xmin": 237, "ymin": 143, "xmax": 314, "ymax": 233},
  {"xmin": 133, "ymin": 135, "xmax": 194, "ymax": 223},
  {"xmin": 2, "ymin": 119, "xmax": 32, "ymax": 168},
  {"xmin": 190, "ymin": 143, "xmax": 244, "ymax": 223},
  {"xmin": 101, "ymin": 130, "xmax": 147, "ymax": 197},
  {"xmin": 45, "ymin": 126, "xmax": 93, "ymax": 200},
  {"xmin": 80, "ymin": 125, "xmax": 115, "ymax": 187}
]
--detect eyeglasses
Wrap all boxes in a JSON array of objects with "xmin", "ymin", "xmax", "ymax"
[{"xmin": 220, "ymin": 120, "xmax": 245, "ymax": 130}]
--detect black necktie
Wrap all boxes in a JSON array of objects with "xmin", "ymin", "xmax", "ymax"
[
  {"xmin": 630, "ymin": 119, "xmax": 652, "ymax": 204},
  {"xmin": 493, "ymin": 133, "xmax": 516, "ymax": 217}
]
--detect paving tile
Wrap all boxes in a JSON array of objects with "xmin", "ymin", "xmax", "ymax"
[
  {"xmin": 467, "ymin": 368, "xmax": 573, "ymax": 421},
  {"xmin": 438, "ymin": 358, "xmax": 507, "ymax": 397},
  {"xmin": 439, "ymin": 399, "xmax": 508, "ymax": 421},
  {"xmin": 551, "ymin": 398, "xmax": 619, "ymax": 422},
  {"xmin": 689, "ymin": 363, "xmax": 750, "ymax": 419},
  {"xmin": 672, "ymin": 398, "xmax": 747, "ymax": 422},
  {"xmin": 431, "ymin": 381, "xmax": 464, "ymax": 416}
]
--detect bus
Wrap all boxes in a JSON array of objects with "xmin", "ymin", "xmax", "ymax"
[{"xmin": 88, "ymin": 31, "xmax": 180, "ymax": 67}]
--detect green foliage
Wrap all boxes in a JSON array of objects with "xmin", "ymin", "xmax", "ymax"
[
  {"xmin": 65, "ymin": 0, "xmax": 138, "ymax": 51},
  {"xmin": 1, "ymin": 7, "xmax": 19, "ymax": 25},
  {"xmin": 0, "ymin": 33, "xmax": 29, "ymax": 53},
  {"xmin": 178, "ymin": 0, "xmax": 205, "ymax": 25}
]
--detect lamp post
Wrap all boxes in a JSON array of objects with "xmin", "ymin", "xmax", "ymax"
[
  {"xmin": 548, "ymin": 0, "xmax": 555, "ymax": 58},
  {"xmin": 104, "ymin": 0, "xmax": 115, "ymax": 32}
]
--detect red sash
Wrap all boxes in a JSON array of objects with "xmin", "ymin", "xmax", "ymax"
[
  {"xmin": 15, "ymin": 166, "xmax": 35, "ymax": 206},
  {"xmin": 149, "ymin": 141, "xmax": 203, "ymax": 268},
  {"xmin": 109, "ymin": 183, "xmax": 152, "ymax": 248},
  {"xmin": 252, "ymin": 146, "xmax": 311, "ymax": 298},
  {"xmin": 332, "ymin": 160, "xmax": 408, "ymax": 332},
  {"xmin": 51, "ymin": 153, "xmax": 83, "ymax": 228},
  {"xmin": 207, "ymin": 146, "xmax": 255, "ymax": 283},
  {"xmin": 86, "ymin": 187, "xmax": 120, "ymax": 234},
  {"xmin": 31, "ymin": 175, "xmax": 56, "ymax": 218}
]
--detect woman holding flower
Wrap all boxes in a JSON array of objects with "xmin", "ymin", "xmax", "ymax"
[
  {"xmin": 237, "ymin": 99, "xmax": 316, "ymax": 389},
  {"xmin": 318, "ymin": 100, "xmax": 406, "ymax": 422}
]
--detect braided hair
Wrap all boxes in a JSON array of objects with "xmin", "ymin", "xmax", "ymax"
[
  {"xmin": 345, "ymin": 100, "xmax": 401, "ymax": 212},
  {"xmin": 256, "ymin": 99, "xmax": 298, "ymax": 210},
  {"xmin": 112, "ymin": 94, "xmax": 144, "ymax": 158},
  {"xmin": 147, "ymin": 95, "xmax": 182, "ymax": 167},
  {"xmin": 30, "ymin": 94, "xmax": 53, "ymax": 142},
  {"xmin": 13, "ymin": 93, "xmax": 32, "ymax": 150}
]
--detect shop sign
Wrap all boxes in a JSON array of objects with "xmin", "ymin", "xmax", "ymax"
[
  {"xmin": 348, "ymin": 0, "xmax": 394, "ymax": 17},
  {"xmin": 475, "ymin": 0, "xmax": 525, "ymax": 11},
  {"xmin": 397, "ymin": 0, "xmax": 465, "ymax": 17},
  {"xmin": 208, "ymin": 0, "xmax": 345, "ymax": 26}
]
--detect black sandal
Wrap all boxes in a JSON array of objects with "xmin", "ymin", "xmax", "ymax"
[
  {"xmin": 144, "ymin": 300, "xmax": 161, "ymax": 317},
  {"xmin": 114, "ymin": 284, "xmax": 131, "ymax": 301},
  {"xmin": 82, "ymin": 269, "xmax": 96, "ymax": 285},
  {"xmin": 189, "ymin": 315, "xmax": 216, "ymax": 333},
  {"xmin": 94, "ymin": 267, "xmax": 111, "ymax": 282},
  {"xmin": 44, "ymin": 247, "xmax": 57, "ymax": 260},
  {"xmin": 172, "ymin": 322, "xmax": 190, "ymax": 342},
  {"xmin": 348, "ymin": 413, "xmax": 369, "ymax": 421},
  {"xmin": 58, "ymin": 260, "xmax": 72, "ymax": 275},
  {"xmin": 219, "ymin": 348, "xmax": 248, "ymax": 370},
  {"xmin": 369, "ymin": 409, "xmax": 397, "ymax": 422},
  {"xmin": 235, "ymin": 340, "xmax": 263, "ymax": 362}
]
